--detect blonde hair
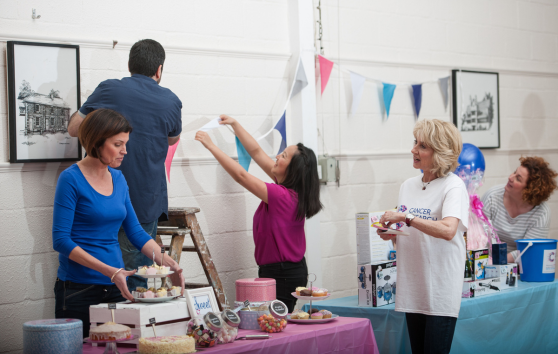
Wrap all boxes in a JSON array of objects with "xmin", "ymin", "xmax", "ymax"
[{"xmin": 413, "ymin": 119, "xmax": 462, "ymax": 177}]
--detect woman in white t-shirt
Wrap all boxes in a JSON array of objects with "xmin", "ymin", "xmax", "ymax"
[{"xmin": 378, "ymin": 119, "xmax": 469, "ymax": 354}]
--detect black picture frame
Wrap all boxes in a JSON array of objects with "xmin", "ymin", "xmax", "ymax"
[
  {"xmin": 452, "ymin": 69, "xmax": 500, "ymax": 149},
  {"xmin": 7, "ymin": 41, "xmax": 82, "ymax": 163}
]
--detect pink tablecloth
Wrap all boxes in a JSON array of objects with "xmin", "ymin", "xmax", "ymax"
[{"xmin": 83, "ymin": 316, "xmax": 378, "ymax": 354}]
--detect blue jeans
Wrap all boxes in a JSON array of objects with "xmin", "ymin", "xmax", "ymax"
[
  {"xmin": 405, "ymin": 312, "xmax": 458, "ymax": 354},
  {"xmin": 54, "ymin": 278, "xmax": 125, "ymax": 338},
  {"xmin": 118, "ymin": 220, "xmax": 158, "ymax": 292}
]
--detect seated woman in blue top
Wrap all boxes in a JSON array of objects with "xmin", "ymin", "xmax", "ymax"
[{"xmin": 52, "ymin": 109, "xmax": 185, "ymax": 337}]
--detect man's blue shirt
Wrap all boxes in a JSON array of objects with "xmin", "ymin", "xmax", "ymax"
[{"xmin": 79, "ymin": 74, "xmax": 182, "ymax": 223}]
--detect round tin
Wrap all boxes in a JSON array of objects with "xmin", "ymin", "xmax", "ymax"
[
  {"xmin": 203, "ymin": 312, "xmax": 223, "ymax": 332},
  {"xmin": 221, "ymin": 309, "xmax": 241, "ymax": 328}
]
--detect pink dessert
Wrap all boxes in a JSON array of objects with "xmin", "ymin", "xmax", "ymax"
[
  {"xmin": 143, "ymin": 291, "xmax": 155, "ymax": 298},
  {"xmin": 146, "ymin": 267, "xmax": 157, "ymax": 275}
]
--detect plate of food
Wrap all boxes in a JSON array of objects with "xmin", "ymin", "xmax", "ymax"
[
  {"xmin": 287, "ymin": 309, "xmax": 338, "ymax": 324},
  {"xmin": 133, "ymin": 295, "xmax": 181, "ymax": 303},
  {"xmin": 372, "ymin": 225, "xmax": 409, "ymax": 236},
  {"xmin": 291, "ymin": 287, "xmax": 330, "ymax": 300},
  {"xmin": 136, "ymin": 265, "xmax": 174, "ymax": 278}
]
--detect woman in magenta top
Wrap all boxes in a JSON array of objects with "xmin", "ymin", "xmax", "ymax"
[{"xmin": 196, "ymin": 115, "xmax": 322, "ymax": 311}]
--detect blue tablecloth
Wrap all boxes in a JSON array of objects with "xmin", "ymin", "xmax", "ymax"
[{"xmin": 302, "ymin": 280, "xmax": 558, "ymax": 354}]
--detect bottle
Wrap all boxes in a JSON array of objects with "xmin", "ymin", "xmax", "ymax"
[
  {"xmin": 506, "ymin": 272, "xmax": 509, "ymax": 285},
  {"xmin": 464, "ymin": 259, "xmax": 472, "ymax": 280}
]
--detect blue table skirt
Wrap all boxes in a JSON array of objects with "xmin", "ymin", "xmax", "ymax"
[{"xmin": 302, "ymin": 280, "xmax": 558, "ymax": 354}]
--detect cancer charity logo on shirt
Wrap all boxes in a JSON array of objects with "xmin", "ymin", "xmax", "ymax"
[
  {"xmin": 194, "ymin": 294, "xmax": 212, "ymax": 316},
  {"xmin": 401, "ymin": 205, "xmax": 438, "ymax": 221}
]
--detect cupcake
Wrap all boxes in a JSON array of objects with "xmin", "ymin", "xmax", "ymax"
[
  {"xmin": 319, "ymin": 310, "xmax": 332, "ymax": 319},
  {"xmin": 146, "ymin": 266, "xmax": 157, "ymax": 275},
  {"xmin": 137, "ymin": 266, "xmax": 148, "ymax": 275},
  {"xmin": 291, "ymin": 309, "xmax": 302, "ymax": 319},
  {"xmin": 300, "ymin": 289, "xmax": 313, "ymax": 297},
  {"xmin": 297, "ymin": 311, "xmax": 309, "ymax": 320},
  {"xmin": 312, "ymin": 288, "xmax": 328, "ymax": 297},
  {"xmin": 311, "ymin": 312, "xmax": 323, "ymax": 320},
  {"xmin": 156, "ymin": 288, "xmax": 167, "ymax": 298},
  {"xmin": 295, "ymin": 287, "xmax": 307, "ymax": 296},
  {"xmin": 143, "ymin": 290, "xmax": 155, "ymax": 298}
]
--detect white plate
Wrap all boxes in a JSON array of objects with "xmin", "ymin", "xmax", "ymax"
[
  {"xmin": 291, "ymin": 292, "xmax": 331, "ymax": 301},
  {"xmin": 133, "ymin": 295, "xmax": 180, "ymax": 303},
  {"xmin": 136, "ymin": 271, "xmax": 174, "ymax": 278},
  {"xmin": 286, "ymin": 314, "xmax": 339, "ymax": 324}
]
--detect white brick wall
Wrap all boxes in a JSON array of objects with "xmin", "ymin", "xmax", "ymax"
[{"xmin": 1, "ymin": 0, "xmax": 558, "ymax": 352}]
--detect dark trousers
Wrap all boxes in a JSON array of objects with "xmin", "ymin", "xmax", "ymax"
[
  {"xmin": 54, "ymin": 278, "xmax": 126, "ymax": 338},
  {"xmin": 258, "ymin": 257, "xmax": 308, "ymax": 313},
  {"xmin": 405, "ymin": 312, "xmax": 458, "ymax": 354}
]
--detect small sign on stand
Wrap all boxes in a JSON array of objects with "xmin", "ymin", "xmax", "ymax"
[
  {"xmin": 149, "ymin": 317, "xmax": 157, "ymax": 337},
  {"xmin": 108, "ymin": 303, "xmax": 116, "ymax": 323}
]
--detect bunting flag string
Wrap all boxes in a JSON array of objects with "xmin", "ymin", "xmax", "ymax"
[
  {"xmin": 317, "ymin": 54, "xmax": 451, "ymax": 118},
  {"xmin": 382, "ymin": 83, "xmax": 397, "ymax": 118},
  {"xmin": 411, "ymin": 84, "xmax": 423, "ymax": 118},
  {"xmin": 350, "ymin": 71, "xmax": 366, "ymax": 117},
  {"xmin": 274, "ymin": 112, "xmax": 287, "ymax": 155}
]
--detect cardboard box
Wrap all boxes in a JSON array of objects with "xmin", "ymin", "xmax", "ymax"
[
  {"xmin": 462, "ymin": 279, "xmax": 502, "ymax": 298},
  {"xmin": 467, "ymin": 248, "xmax": 489, "ymax": 280},
  {"xmin": 358, "ymin": 261, "xmax": 397, "ymax": 307},
  {"xmin": 485, "ymin": 263, "xmax": 518, "ymax": 290},
  {"xmin": 356, "ymin": 212, "xmax": 394, "ymax": 264}
]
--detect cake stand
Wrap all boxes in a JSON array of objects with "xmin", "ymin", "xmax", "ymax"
[
  {"xmin": 137, "ymin": 271, "xmax": 174, "ymax": 290},
  {"xmin": 290, "ymin": 273, "xmax": 333, "ymax": 321},
  {"xmin": 84, "ymin": 335, "xmax": 138, "ymax": 354}
]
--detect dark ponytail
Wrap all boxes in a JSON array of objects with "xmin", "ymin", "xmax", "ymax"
[{"xmin": 280, "ymin": 143, "xmax": 323, "ymax": 221}]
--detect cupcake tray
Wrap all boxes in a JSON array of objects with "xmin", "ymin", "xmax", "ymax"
[
  {"xmin": 286, "ymin": 314, "xmax": 339, "ymax": 324},
  {"xmin": 133, "ymin": 295, "xmax": 181, "ymax": 303}
]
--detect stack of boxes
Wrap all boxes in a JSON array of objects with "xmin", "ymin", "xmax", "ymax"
[
  {"xmin": 356, "ymin": 212, "xmax": 396, "ymax": 307},
  {"xmin": 462, "ymin": 243, "xmax": 518, "ymax": 298}
]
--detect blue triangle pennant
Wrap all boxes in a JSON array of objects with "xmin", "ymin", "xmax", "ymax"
[
  {"xmin": 382, "ymin": 83, "xmax": 396, "ymax": 118},
  {"xmin": 274, "ymin": 111, "xmax": 287, "ymax": 155},
  {"xmin": 412, "ymin": 84, "xmax": 422, "ymax": 118},
  {"xmin": 235, "ymin": 136, "xmax": 251, "ymax": 171}
]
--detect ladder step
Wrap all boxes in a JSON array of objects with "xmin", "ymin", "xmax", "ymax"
[
  {"xmin": 161, "ymin": 245, "xmax": 197, "ymax": 252},
  {"xmin": 158, "ymin": 228, "xmax": 191, "ymax": 236},
  {"xmin": 184, "ymin": 283, "xmax": 210, "ymax": 289}
]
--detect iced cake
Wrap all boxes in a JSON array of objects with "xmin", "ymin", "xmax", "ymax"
[
  {"xmin": 139, "ymin": 335, "xmax": 195, "ymax": 354},
  {"xmin": 89, "ymin": 322, "xmax": 132, "ymax": 341}
]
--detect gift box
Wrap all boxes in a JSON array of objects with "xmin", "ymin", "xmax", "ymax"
[
  {"xmin": 358, "ymin": 260, "xmax": 397, "ymax": 307},
  {"xmin": 492, "ymin": 243, "xmax": 508, "ymax": 265},
  {"xmin": 356, "ymin": 212, "xmax": 394, "ymax": 264},
  {"xmin": 485, "ymin": 263, "xmax": 518, "ymax": 289},
  {"xmin": 462, "ymin": 278, "xmax": 503, "ymax": 298},
  {"xmin": 467, "ymin": 248, "xmax": 489, "ymax": 280}
]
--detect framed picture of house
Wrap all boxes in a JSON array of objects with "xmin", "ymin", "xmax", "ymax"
[
  {"xmin": 7, "ymin": 41, "xmax": 82, "ymax": 163},
  {"xmin": 451, "ymin": 70, "xmax": 500, "ymax": 149}
]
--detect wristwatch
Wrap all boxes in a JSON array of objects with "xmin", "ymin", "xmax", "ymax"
[{"xmin": 405, "ymin": 213, "xmax": 416, "ymax": 227}]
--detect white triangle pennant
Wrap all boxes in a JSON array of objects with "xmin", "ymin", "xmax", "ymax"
[
  {"xmin": 350, "ymin": 71, "xmax": 366, "ymax": 117},
  {"xmin": 291, "ymin": 57, "xmax": 309, "ymax": 99},
  {"xmin": 438, "ymin": 76, "xmax": 450, "ymax": 110}
]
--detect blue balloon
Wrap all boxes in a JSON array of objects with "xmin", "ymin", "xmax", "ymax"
[{"xmin": 457, "ymin": 143, "xmax": 485, "ymax": 173}]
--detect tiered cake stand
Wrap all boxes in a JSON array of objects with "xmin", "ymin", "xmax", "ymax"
[
  {"xmin": 287, "ymin": 274, "xmax": 338, "ymax": 324},
  {"xmin": 84, "ymin": 335, "xmax": 138, "ymax": 354}
]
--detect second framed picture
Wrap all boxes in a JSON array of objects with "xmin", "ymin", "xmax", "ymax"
[
  {"xmin": 451, "ymin": 70, "xmax": 500, "ymax": 149},
  {"xmin": 185, "ymin": 287, "xmax": 220, "ymax": 318}
]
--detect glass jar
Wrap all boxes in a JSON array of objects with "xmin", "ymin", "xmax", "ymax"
[
  {"xmin": 217, "ymin": 309, "xmax": 240, "ymax": 344},
  {"xmin": 187, "ymin": 312, "xmax": 222, "ymax": 348},
  {"xmin": 257, "ymin": 300, "xmax": 288, "ymax": 333}
]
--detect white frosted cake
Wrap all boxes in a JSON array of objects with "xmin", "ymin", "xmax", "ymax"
[
  {"xmin": 89, "ymin": 321, "xmax": 132, "ymax": 341},
  {"xmin": 139, "ymin": 335, "xmax": 195, "ymax": 354}
]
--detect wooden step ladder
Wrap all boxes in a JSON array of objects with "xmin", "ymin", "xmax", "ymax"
[{"xmin": 155, "ymin": 207, "xmax": 229, "ymax": 311}]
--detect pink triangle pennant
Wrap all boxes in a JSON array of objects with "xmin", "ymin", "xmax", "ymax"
[
  {"xmin": 165, "ymin": 139, "xmax": 180, "ymax": 182},
  {"xmin": 318, "ymin": 55, "xmax": 334, "ymax": 95}
]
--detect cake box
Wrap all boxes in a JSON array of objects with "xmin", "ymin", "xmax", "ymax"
[
  {"xmin": 23, "ymin": 319, "xmax": 82, "ymax": 354},
  {"xmin": 235, "ymin": 278, "xmax": 276, "ymax": 302},
  {"xmin": 357, "ymin": 260, "xmax": 397, "ymax": 307},
  {"xmin": 356, "ymin": 212, "xmax": 394, "ymax": 264}
]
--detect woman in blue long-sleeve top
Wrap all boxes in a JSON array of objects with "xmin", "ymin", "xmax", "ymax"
[{"xmin": 52, "ymin": 109, "xmax": 184, "ymax": 337}]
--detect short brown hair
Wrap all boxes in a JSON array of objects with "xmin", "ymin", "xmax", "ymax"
[
  {"xmin": 520, "ymin": 156, "xmax": 558, "ymax": 206},
  {"xmin": 78, "ymin": 109, "xmax": 132, "ymax": 160},
  {"xmin": 413, "ymin": 119, "xmax": 462, "ymax": 177}
]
